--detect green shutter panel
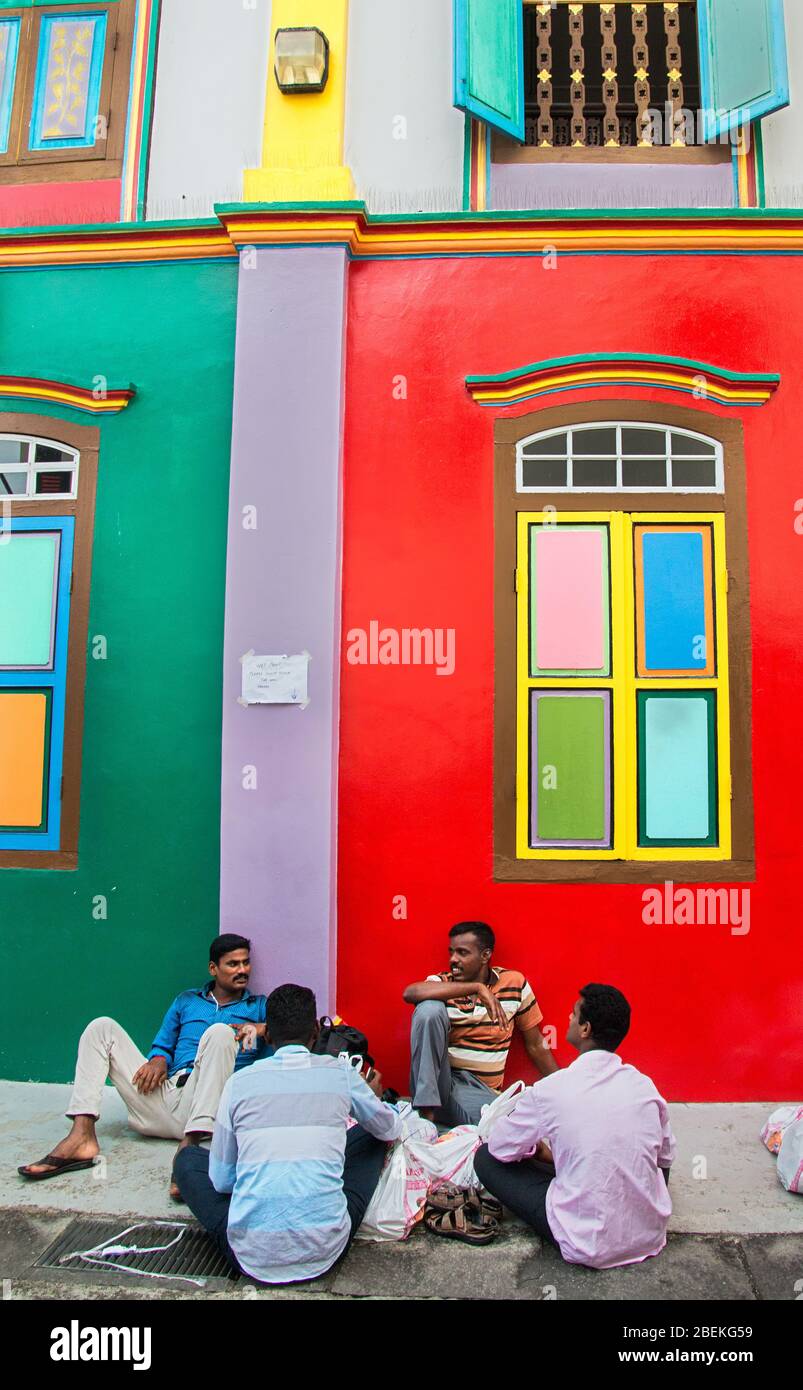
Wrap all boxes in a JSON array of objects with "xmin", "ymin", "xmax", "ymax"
[
  {"xmin": 697, "ymin": 0, "xmax": 789, "ymax": 139},
  {"xmin": 453, "ymin": 0, "xmax": 524, "ymax": 141}
]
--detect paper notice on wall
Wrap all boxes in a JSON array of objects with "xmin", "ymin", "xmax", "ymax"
[{"xmin": 240, "ymin": 652, "xmax": 310, "ymax": 707}]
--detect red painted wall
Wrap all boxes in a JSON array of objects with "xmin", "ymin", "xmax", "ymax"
[
  {"xmin": 336, "ymin": 251, "xmax": 803, "ymax": 1101},
  {"xmin": 0, "ymin": 179, "xmax": 120, "ymax": 228}
]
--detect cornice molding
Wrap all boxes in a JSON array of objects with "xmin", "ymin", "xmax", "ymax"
[
  {"xmin": 466, "ymin": 354, "xmax": 780, "ymax": 409},
  {"xmin": 0, "ymin": 220, "xmax": 236, "ymax": 269},
  {"xmin": 2, "ymin": 205, "xmax": 803, "ymax": 271},
  {"xmin": 0, "ymin": 375, "xmax": 136, "ymax": 414},
  {"xmin": 217, "ymin": 203, "xmax": 803, "ymax": 260}
]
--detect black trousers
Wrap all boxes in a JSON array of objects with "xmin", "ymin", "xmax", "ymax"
[
  {"xmin": 173, "ymin": 1124, "xmax": 388, "ymax": 1281},
  {"xmin": 473, "ymin": 1142, "xmax": 559, "ymax": 1245}
]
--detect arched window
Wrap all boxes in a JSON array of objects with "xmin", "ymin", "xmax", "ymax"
[
  {"xmin": 0, "ymin": 417, "xmax": 97, "ymax": 869},
  {"xmin": 0, "ymin": 434, "xmax": 79, "ymax": 498},
  {"xmin": 517, "ymin": 422, "xmax": 723, "ymax": 493},
  {"xmin": 494, "ymin": 403, "xmax": 753, "ymax": 884}
]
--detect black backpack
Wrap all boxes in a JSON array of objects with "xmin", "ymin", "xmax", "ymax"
[{"xmin": 313, "ymin": 1016, "xmax": 373, "ymax": 1069}]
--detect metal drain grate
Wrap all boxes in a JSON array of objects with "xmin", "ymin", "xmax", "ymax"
[{"xmin": 35, "ymin": 1217, "xmax": 239, "ymax": 1281}]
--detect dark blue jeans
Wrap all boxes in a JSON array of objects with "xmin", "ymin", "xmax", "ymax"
[{"xmin": 173, "ymin": 1124, "xmax": 388, "ymax": 1280}]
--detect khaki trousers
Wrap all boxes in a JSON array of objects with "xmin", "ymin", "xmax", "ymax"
[{"xmin": 66, "ymin": 1016, "xmax": 238, "ymax": 1138}]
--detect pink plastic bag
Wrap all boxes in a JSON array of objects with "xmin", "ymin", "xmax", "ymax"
[{"xmin": 760, "ymin": 1105, "xmax": 803, "ymax": 1155}]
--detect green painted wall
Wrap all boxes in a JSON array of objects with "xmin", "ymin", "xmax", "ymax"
[{"xmin": 0, "ymin": 258, "xmax": 238, "ymax": 1081}]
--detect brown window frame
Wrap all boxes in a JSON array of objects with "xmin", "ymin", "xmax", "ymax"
[
  {"xmin": 0, "ymin": 411, "xmax": 98, "ymax": 870},
  {"xmin": 494, "ymin": 400, "xmax": 755, "ymax": 884},
  {"xmin": 0, "ymin": 1, "xmax": 134, "ymax": 184}
]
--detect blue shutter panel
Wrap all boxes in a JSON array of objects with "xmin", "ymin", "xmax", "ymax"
[
  {"xmin": 697, "ymin": 0, "xmax": 789, "ymax": 139},
  {"xmin": 453, "ymin": 0, "xmax": 524, "ymax": 141}
]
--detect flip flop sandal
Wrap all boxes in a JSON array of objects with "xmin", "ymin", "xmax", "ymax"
[
  {"xmin": 424, "ymin": 1203, "xmax": 499, "ymax": 1245},
  {"xmin": 18, "ymin": 1154, "xmax": 98, "ymax": 1182}
]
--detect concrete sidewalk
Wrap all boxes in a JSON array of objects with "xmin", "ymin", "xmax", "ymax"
[{"xmin": 1, "ymin": 1082, "xmax": 801, "ymax": 1300}]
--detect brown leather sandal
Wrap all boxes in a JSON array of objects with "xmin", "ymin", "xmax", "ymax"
[
  {"xmin": 427, "ymin": 1183, "xmax": 472, "ymax": 1213},
  {"xmin": 424, "ymin": 1203, "xmax": 499, "ymax": 1244},
  {"xmin": 469, "ymin": 1191, "xmax": 504, "ymax": 1224}
]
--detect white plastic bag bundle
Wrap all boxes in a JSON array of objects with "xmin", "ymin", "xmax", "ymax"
[
  {"xmin": 355, "ymin": 1085, "xmax": 531, "ymax": 1240},
  {"xmin": 408, "ymin": 1081, "xmax": 528, "ymax": 1190},
  {"xmin": 356, "ymin": 1103, "xmax": 437, "ymax": 1242},
  {"xmin": 777, "ymin": 1118, "xmax": 803, "ymax": 1194},
  {"xmin": 408, "ymin": 1125, "xmax": 481, "ymax": 1190},
  {"xmin": 759, "ymin": 1104, "xmax": 803, "ymax": 1155},
  {"xmin": 477, "ymin": 1080, "xmax": 526, "ymax": 1139},
  {"xmin": 356, "ymin": 1139, "xmax": 431, "ymax": 1241}
]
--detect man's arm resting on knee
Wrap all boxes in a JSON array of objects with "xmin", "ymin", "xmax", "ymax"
[
  {"xmin": 232, "ymin": 1022, "xmax": 268, "ymax": 1052},
  {"xmin": 144, "ymin": 995, "xmax": 183, "ymax": 1078},
  {"xmin": 131, "ymin": 1055, "xmax": 168, "ymax": 1095},
  {"xmin": 403, "ymin": 978, "xmax": 506, "ymax": 1028}
]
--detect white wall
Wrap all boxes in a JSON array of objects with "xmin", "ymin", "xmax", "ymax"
[
  {"xmin": 345, "ymin": 0, "xmax": 465, "ymax": 212},
  {"xmin": 147, "ymin": 0, "xmax": 271, "ymax": 219},
  {"xmin": 761, "ymin": 0, "xmax": 803, "ymax": 207}
]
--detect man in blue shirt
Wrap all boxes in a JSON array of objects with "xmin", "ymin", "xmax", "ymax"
[
  {"xmin": 19, "ymin": 934, "xmax": 269, "ymax": 1195},
  {"xmin": 174, "ymin": 983, "xmax": 402, "ymax": 1284}
]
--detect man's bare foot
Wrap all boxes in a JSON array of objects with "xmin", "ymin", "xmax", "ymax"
[
  {"xmin": 169, "ymin": 1132, "xmax": 212, "ymax": 1200},
  {"xmin": 170, "ymin": 1135, "xmax": 191, "ymax": 1200},
  {"xmin": 19, "ymin": 1117, "xmax": 100, "ymax": 1177}
]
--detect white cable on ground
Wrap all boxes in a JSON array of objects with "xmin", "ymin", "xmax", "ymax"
[{"xmin": 58, "ymin": 1220, "xmax": 209, "ymax": 1287}]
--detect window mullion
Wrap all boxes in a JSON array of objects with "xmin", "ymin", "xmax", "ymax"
[
  {"xmin": 712, "ymin": 514, "xmax": 732, "ymax": 859},
  {"xmin": 612, "ymin": 511, "xmax": 636, "ymax": 859}
]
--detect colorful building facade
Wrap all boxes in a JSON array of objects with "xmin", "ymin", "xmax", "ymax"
[{"xmin": 1, "ymin": 1, "xmax": 802, "ymax": 1100}]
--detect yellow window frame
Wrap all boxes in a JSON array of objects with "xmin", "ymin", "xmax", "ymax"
[{"xmin": 515, "ymin": 510, "xmax": 732, "ymax": 862}]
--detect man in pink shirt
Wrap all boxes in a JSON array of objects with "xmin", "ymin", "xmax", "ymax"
[{"xmin": 473, "ymin": 983, "xmax": 675, "ymax": 1270}]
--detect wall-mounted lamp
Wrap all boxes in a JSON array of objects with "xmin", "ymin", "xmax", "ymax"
[{"xmin": 274, "ymin": 27, "xmax": 330, "ymax": 94}]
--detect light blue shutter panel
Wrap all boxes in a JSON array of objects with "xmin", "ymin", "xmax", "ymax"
[
  {"xmin": 453, "ymin": 0, "xmax": 525, "ymax": 141},
  {"xmin": 697, "ymin": 0, "xmax": 789, "ymax": 139}
]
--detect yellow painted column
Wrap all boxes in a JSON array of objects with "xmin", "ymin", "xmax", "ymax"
[{"xmin": 244, "ymin": 0, "xmax": 355, "ymax": 202}]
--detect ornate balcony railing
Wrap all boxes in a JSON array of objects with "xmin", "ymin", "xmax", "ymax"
[{"xmin": 524, "ymin": 1, "xmax": 701, "ymax": 149}]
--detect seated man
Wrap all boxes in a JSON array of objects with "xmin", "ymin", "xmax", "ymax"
[
  {"xmin": 175, "ymin": 983, "xmax": 401, "ymax": 1285},
  {"xmin": 474, "ymin": 984, "xmax": 676, "ymax": 1269},
  {"xmin": 19, "ymin": 934, "xmax": 269, "ymax": 1194},
  {"xmin": 403, "ymin": 920, "xmax": 558, "ymax": 1126}
]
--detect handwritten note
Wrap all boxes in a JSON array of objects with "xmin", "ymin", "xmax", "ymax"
[{"xmin": 240, "ymin": 652, "xmax": 310, "ymax": 707}]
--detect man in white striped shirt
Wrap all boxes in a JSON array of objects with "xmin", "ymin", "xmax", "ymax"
[
  {"xmin": 404, "ymin": 921, "xmax": 559, "ymax": 1125},
  {"xmin": 174, "ymin": 984, "xmax": 401, "ymax": 1284}
]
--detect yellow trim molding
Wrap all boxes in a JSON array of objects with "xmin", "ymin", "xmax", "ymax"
[{"xmin": 244, "ymin": 0, "xmax": 355, "ymax": 203}]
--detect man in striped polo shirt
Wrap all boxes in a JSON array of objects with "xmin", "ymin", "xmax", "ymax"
[
  {"xmin": 174, "ymin": 984, "xmax": 401, "ymax": 1284},
  {"xmin": 404, "ymin": 921, "xmax": 558, "ymax": 1125}
]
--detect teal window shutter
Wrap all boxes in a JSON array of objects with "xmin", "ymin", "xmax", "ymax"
[
  {"xmin": 453, "ymin": 0, "xmax": 524, "ymax": 141},
  {"xmin": 697, "ymin": 0, "xmax": 789, "ymax": 139}
]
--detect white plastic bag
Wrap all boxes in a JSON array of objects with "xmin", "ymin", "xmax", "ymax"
[
  {"xmin": 777, "ymin": 1118, "xmax": 803, "ymax": 1194},
  {"xmin": 408, "ymin": 1081, "xmax": 529, "ymax": 1191},
  {"xmin": 408, "ymin": 1125, "xmax": 481, "ymax": 1190},
  {"xmin": 355, "ymin": 1104, "xmax": 437, "ymax": 1242},
  {"xmin": 759, "ymin": 1104, "xmax": 803, "ymax": 1155},
  {"xmin": 477, "ymin": 1080, "xmax": 526, "ymax": 1140},
  {"xmin": 357, "ymin": 1140, "xmax": 431, "ymax": 1242}
]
